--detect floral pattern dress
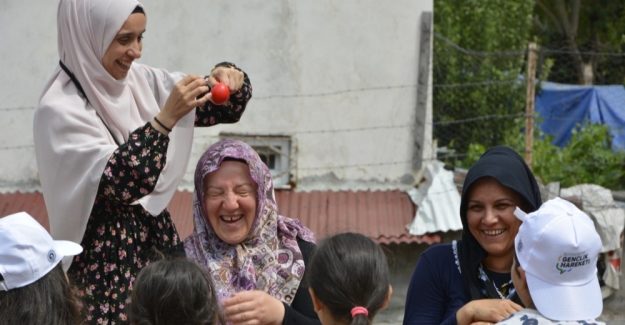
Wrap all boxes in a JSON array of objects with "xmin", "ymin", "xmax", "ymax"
[{"xmin": 68, "ymin": 69, "xmax": 251, "ymax": 325}]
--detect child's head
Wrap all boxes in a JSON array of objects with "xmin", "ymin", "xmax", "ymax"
[
  {"xmin": 512, "ymin": 197, "xmax": 603, "ymax": 321},
  {"xmin": 307, "ymin": 232, "xmax": 392, "ymax": 325},
  {"xmin": 129, "ymin": 256, "xmax": 221, "ymax": 325},
  {"xmin": 0, "ymin": 212, "xmax": 83, "ymax": 325}
]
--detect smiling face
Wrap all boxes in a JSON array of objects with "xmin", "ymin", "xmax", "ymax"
[
  {"xmin": 102, "ymin": 12, "xmax": 145, "ymax": 80},
  {"xmin": 203, "ymin": 160, "xmax": 258, "ymax": 245},
  {"xmin": 466, "ymin": 177, "xmax": 522, "ymax": 271}
]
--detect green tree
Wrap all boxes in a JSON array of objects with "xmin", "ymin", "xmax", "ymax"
[
  {"xmin": 534, "ymin": 0, "xmax": 625, "ymax": 85},
  {"xmin": 465, "ymin": 117, "xmax": 625, "ymax": 190},
  {"xmin": 433, "ymin": 0, "xmax": 534, "ymax": 155}
]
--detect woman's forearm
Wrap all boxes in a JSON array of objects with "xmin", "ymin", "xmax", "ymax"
[{"xmin": 96, "ymin": 122, "xmax": 169, "ymax": 203}]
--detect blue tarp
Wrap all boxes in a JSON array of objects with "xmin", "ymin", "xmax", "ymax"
[{"xmin": 535, "ymin": 82, "xmax": 625, "ymax": 151}]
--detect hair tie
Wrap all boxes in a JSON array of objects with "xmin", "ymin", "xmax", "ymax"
[
  {"xmin": 351, "ymin": 306, "xmax": 368, "ymax": 318},
  {"xmin": 153, "ymin": 116, "xmax": 173, "ymax": 133}
]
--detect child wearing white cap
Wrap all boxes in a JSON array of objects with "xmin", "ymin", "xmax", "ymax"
[
  {"xmin": 0, "ymin": 212, "xmax": 84, "ymax": 325},
  {"xmin": 496, "ymin": 197, "xmax": 605, "ymax": 325}
]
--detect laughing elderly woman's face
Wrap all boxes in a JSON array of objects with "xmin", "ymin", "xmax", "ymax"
[{"xmin": 202, "ymin": 160, "xmax": 258, "ymax": 245}]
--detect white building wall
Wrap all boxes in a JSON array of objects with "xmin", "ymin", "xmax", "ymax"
[{"xmin": 0, "ymin": 0, "xmax": 433, "ymax": 192}]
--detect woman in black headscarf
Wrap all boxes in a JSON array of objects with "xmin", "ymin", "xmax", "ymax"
[{"xmin": 403, "ymin": 146, "xmax": 542, "ymax": 325}]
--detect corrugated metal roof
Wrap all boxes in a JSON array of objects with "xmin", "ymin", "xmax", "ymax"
[
  {"xmin": 453, "ymin": 168, "xmax": 468, "ymax": 190},
  {"xmin": 274, "ymin": 189, "xmax": 439, "ymax": 244},
  {"xmin": 407, "ymin": 161, "xmax": 463, "ymax": 236},
  {"xmin": 0, "ymin": 191, "xmax": 49, "ymax": 230},
  {"xmin": 0, "ymin": 189, "xmax": 440, "ymax": 245}
]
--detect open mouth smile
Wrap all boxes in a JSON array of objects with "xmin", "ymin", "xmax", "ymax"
[
  {"xmin": 483, "ymin": 229, "xmax": 505, "ymax": 236},
  {"xmin": 221, "ymin": 215, "xmax": 243, "ymax": 223},
  {"xmin": 116, "ymin": 60, "xmax": 132, "ymax": 70}
]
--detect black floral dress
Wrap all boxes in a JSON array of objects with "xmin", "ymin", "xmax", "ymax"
[{"xmin": 68, "ymin": 69, "xmax": 251, "ymax": 325}]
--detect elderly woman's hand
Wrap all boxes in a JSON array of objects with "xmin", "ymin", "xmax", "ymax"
[
  {"xmin": 456, "ymin": 299, "xmax": 522, "ymax": 325},
  {"xmin": 207, "ymin": 66, "xmax": 244, "ymax": 93},
  {"xmin": 222, "ymin": 290, "xmax": 285, "ymax": 325}
]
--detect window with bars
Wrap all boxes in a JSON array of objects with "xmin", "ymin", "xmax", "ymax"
[{"xmin": 220, "ymin": 135, "xmax": 292, "ymax": 188}]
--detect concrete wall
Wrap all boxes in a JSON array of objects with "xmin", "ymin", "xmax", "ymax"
[
  {"xmin": 0, "ymin": 0, "xmax": 433, "ymax": 192},
  {"xmin": 378, "ymin": 231, "xmax": 463, "ymax": 324}
]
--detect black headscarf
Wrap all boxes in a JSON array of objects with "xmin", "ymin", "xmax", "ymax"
[{"xmin": 457, "ymin": 146, "xmax": 542, "ymax": 303}]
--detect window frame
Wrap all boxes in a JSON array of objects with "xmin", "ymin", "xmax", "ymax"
[{"xmin": 219, "ymin": 134, "xmax": 293, "ymax": 189}]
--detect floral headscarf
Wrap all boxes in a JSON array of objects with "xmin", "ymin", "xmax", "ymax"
[{"xmin": 184, "ymin": 140, "xmax": 316, "ymax": 305}]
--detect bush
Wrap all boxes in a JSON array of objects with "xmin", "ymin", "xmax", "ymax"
[{"xmin": 453, "ymin": 119, "xmax": 625, "ymax": 190}]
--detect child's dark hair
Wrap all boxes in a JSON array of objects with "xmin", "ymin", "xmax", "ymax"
[
  {"xmin": 513, "ymin": 248, "xmax": 521, "ymax": 277},
  {"xmin": 308, "ymin": 232, "xmax": 391, "ymax": 325},
  {"xmin": 0, "ymin": 264, "xmax": 82, "ymax": 325},
  {"xmin": 132, "ymin": 6, "xmax": 144, "ymax": 14},
  {"xmin": 128, "ymin": 255, "xmax": 222, "ymax": 325}
]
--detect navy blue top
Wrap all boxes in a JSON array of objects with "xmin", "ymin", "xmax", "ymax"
[
  {"xmin": 403, "ymin": 243, "xmax": 513, "ymax": 325},
  {"xmin": 403, "ymin": 243, "xmax": 466, "ymax": 325}
]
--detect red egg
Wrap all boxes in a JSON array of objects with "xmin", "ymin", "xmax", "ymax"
[{"xmin": 211, "ymin": 83, "xmax": 230, "ymax": 105}]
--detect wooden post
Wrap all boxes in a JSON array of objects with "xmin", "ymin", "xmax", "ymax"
[
  {"xmin": 413, "ymin": 11, "xmax": 432, "ymax": 170},
  {"xmin": 525, "ymin": 42, "xmax": 537, "ymax": 169}
]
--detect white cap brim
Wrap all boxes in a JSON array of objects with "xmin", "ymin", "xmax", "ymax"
[
  {"xmin": 53, "ymin": 240, "xmax": 83, "ymax": 260},
  {"xmin": 526, "ymin": 271, "xmax": 602, "ymax": 321}
]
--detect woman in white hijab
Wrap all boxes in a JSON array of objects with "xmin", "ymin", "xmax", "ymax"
[{"xmin": 34, "ymin": 0, "xmax": 252, "ymax": 323}]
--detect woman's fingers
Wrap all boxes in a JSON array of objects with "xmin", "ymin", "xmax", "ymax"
[
  {"xmin": 503, "ymin": 300, "xmax": 522, "ymax": 314},
  {"xmin": 491, "ymin": 300, "xmax": 521, "ymax": 321},
  {"xmin": 177, "ymin": 76, "xmax": 209, "ymax": 108},
  {"xmin": 184, "ymin": 77, "xmax": 208, "ymax": 95},
  {"xmin": 181, "ymin": 74, "xmax": 204, "ymax": 85},
  {"xmin": 231, "ymin": 69, "xmax": 244, "ymax": 90},
  {"xmin": 160, "ymin": 67, "xmax": 242, "ymax": 128},
  {"xmin": 209, "ymin": 66, "xmax": 244, "ymax": 92},
  {"xmin": 237, "ymin": 69, "xmax": 244, "ymax": 88},
  {"xmin": 222, "ymin": 291, "xmax": 284, "ymax": 325},
  {"xmin": 222, "ymin": 293, "xmax": 252, "ymax": 314},
  {"xmin": 198, "ymin": 92, "xmax": 212, "ymax": 106},
  {"xmin": 223, "ymin": 301, "xmax": 258, "ymax": 324},
  {"xmin": 224, "ymin": 293, "xmax": 258, "ymax": 311},
  {"xmin": 460, "ymin": 299, "xmax": 521, "ymax": 325},
  {"xmin": 227, "ymin": 311, "xmax": 255, "ymax": 324},
  {"xmin": 160, "ymin": 75, "xmax": 207, "ymax": 125},
  {"xmin": 178, "ymin": 75, "xmax": 206, "ymax": 95},
  {"xmin": 189, "ymin": 84, "xmax": 210, "ymax": 100}
]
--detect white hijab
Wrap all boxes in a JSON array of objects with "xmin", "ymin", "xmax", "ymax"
[{"xmin": 34, "ymin": 0, "xmax": 195, "ymax": 269}]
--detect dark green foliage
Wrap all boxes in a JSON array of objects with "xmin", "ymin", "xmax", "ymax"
[
  {"xmin": 434, "ymin": 0, "xmax": 625, "ymax": 190},
  {"xmin": 458, "ymin": 119, "xmax": 625, "ymax": 190},
  {"xmin": 433, "ymin": 0, "xmax": 534, "ymax": 154},
  {"xmin": 531, "ymin": 123, "xmax": 625, "ymax": 190},
  {"xmin": 534, "ymin": 0, "xmax": 625, "ymax": 85}
]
